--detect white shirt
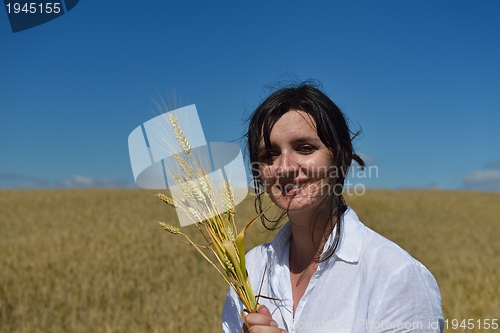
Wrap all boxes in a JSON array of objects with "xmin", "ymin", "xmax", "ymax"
[{"xmin": 222, "ymin": 207, "xmax": 443, "ymax": 333}]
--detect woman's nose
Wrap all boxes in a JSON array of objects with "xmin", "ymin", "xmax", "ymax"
[{"xmin": 276, "ymin": 153, "xmax": 298, "ymax": 178}]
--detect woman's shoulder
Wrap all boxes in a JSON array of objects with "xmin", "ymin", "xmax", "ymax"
[
  {"xmin": 343, "ymin": 208, "xmax": 437, "ymax": 283},
  {"xmin": 362, "ymin": 226, "xmax": 415, "ymax": 262},
  {"xmin": 358, "ymin": 223, "xmax": 439, "ymax": 290},
  {"xmin": 359, "ymin": 226, "xmax": 443, "ymax": 322}
]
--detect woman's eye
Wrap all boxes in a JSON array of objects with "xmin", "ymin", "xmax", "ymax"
[{"xmin": 297, "ymin": 145, "xmax": 315, "ymax": 154}]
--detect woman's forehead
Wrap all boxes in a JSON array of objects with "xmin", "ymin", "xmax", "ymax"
[
  {"xmin": 259, "ymin": 110, "xmax": 319, "ymax": 145},
  {"xmin": 262, "ymin": 110, "xmax": 316, "ymax": 132}
]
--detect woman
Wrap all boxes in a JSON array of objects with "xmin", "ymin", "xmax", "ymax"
[{"xmin": 222, "ymin": 82, "xmax": 443, "ymax": 333}]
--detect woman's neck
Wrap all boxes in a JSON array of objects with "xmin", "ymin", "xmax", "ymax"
[{"xmin": 287, "ymin": 209, "xmax": 332, "ymax": 273}]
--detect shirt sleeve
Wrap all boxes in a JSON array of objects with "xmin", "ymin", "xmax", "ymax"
[
  {"xmin": 369, "ymin": 261, "xmax": 444, "ymax": 333},
  {"xmin": 222, "ymin": 287, "xmax": 245, "ymax": 333}
]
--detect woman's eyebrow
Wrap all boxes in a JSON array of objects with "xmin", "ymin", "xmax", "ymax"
[
  {"xmin": 289, "ymin": 136, "xmax": 322, "ymax": 145},
  {"xmin": 259, "ymin": 136, "xmax": 321, "ymax": 148}
]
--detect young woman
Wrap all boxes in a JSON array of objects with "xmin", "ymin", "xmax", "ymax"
[{"xmin": 222, "ymin": 82, "xmax": 443, "ymax": 333}]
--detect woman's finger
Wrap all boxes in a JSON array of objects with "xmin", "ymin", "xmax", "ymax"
[
  {"xmin": 257, "ymin": 305, "xmax": 272, "ymax": 317},
  {"xmin": 245, "ymin": 313, "xmax": 277, "ymax": 327}
]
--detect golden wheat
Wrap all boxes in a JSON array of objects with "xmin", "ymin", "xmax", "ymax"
[
  {"xmin": 153, "ymin": 113, "xmax": 261, "ymax": 314},
  {"xmin": 0, "ymin": 189, "xmax": 499, "ymax": 333}
]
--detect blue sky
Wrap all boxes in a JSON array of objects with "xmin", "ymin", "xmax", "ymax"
[{"xmin": 1, "ymin": 0, "xmax": 500, "ymax": 191}]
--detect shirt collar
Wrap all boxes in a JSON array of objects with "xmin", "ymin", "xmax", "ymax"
[
  {"xmin": 333, "ymin": 206, "xmax": 364, "ymax": 263},
  {"xmin": 267, "ymin": 206, "xmax": 365, "ymax": 264}
]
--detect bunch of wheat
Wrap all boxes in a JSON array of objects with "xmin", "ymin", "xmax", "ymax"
[{"xmin": 157, "ymin": 113, "xmax": 261, "ymax": 314}]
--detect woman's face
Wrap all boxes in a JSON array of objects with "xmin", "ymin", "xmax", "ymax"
[{"xmin": 257, "ymin": 110, "xmax": 334, "ymax": 214}]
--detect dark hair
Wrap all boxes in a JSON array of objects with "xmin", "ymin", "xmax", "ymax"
[{"xmin": 246, "ymin": 81, "xmax": 365, "ymax": 261}]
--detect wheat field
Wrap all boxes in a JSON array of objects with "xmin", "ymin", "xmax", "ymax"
[{"xmin": 0, "ymin": 189, "xmax": 499, "ymax": 332}]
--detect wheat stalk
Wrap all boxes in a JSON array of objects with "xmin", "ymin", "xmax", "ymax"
[{"xmin": 155, "ymin": 113, "xmax": 267, "ymax": 313}]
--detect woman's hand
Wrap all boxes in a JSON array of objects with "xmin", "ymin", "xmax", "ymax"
[{"xmin": 242, "ymin": 305, "xmax": 287, "ymax": 333}]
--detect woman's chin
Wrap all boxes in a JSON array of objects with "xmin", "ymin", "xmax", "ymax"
[{"xmin": 274, "ymin": 195, "xmax": 318, "ymax": 213}]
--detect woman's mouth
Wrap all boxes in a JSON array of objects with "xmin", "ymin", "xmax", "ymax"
[{"xmin": 281, "ymin": 183, "xmax": 303, "ymax": 196}]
